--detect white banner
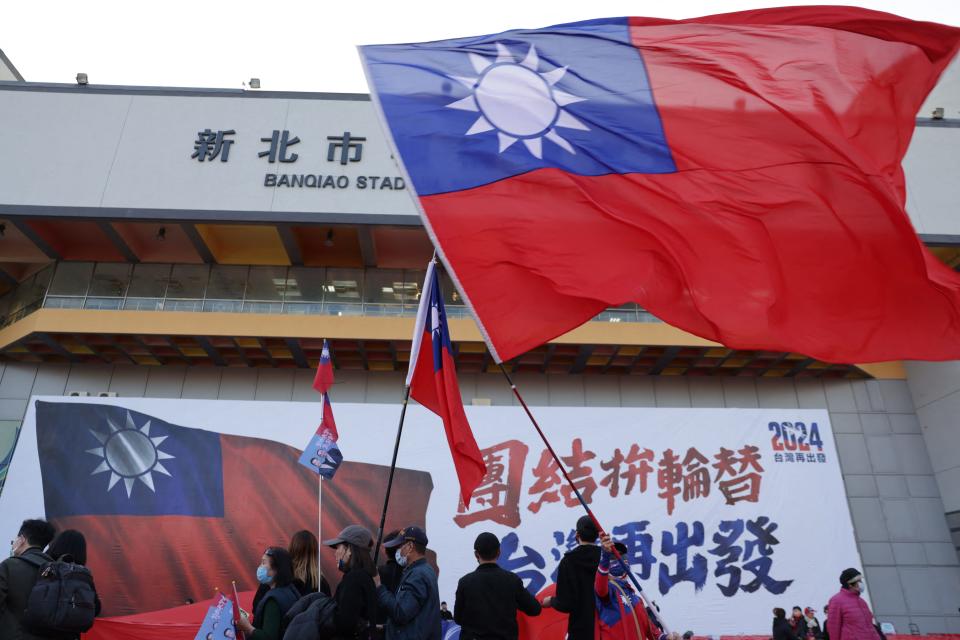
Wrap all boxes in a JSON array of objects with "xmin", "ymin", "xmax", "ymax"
[{"xmin": 0, "ymin": 397, "xmax": 861, "ymax": 634}]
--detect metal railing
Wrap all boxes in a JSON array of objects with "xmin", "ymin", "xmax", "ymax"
[{"xmin": 0, "ymin": 262, "xmax": 660, "ymax": 328}]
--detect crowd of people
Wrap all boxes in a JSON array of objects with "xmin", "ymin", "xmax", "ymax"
[
  {"xmin": 773, "ymin": 569, "xmax": 885, "ymax": 640},
  {"xmin": 0, "ymin": 517, "xmax": 885, "ymax": 640}
]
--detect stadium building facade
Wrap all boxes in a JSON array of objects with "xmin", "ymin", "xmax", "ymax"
[{"xmin": 2, "ymin": 48, "xmax": 960, "ymax": 632}]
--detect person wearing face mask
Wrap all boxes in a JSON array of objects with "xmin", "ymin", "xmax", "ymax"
[
  {"xmin": 322, "ymin": 525, "xmax": 378, "ymax": 639},
  {"xmin": 593, "ymin": 534, "xmax": 657, "ymax": 640},
  {"xmin": 804, "ymin": 607, "xmax": 823, "ymax": 639},
  {"xmin": 789, "ymin": 606, "xmax": 809, "ymax": 640},
  {"xmin": 0, "ymin": 518, "xmax": 57, "ymax": 640},
  {"xmin": 374, "ymin": 526, "xmax": 441, "ymax": 640},
  {"xmin": 826, "ymin": 568, "xmax": 880, "ymax": 640},
  {"xmin": 236, "ymin": 547, "xmax": 300, "ymax": 640}
]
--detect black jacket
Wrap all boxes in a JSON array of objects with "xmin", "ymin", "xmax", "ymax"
[
  {"xmin": 454, "ymin": 563, "xmax": 541, "ymax": 640},
  {"xmin": 552, "ymin": 544, "xmax": 601, "ymax": 640},
  {"xmin": 0, "ymin": 548, "xmax": 53, "ymax": 640},
  {"xmin": 376, "ymin": 559, "xmax": 404, "ymax": 625},
  {"xmin": 774, "ymin": 618, "xmax": 795, "ymax": 640},
  {"xmin": 333, "ymin": 567, "xmax": 377, "ymax": 639}
]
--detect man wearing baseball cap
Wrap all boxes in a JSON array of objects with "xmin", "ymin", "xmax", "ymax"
[
  {"xmin": 826, "ymin": 569, "xmax": 880, "ymax": 640},
  {"xmin": 374, "ymin": 526, "xmax": 441, "ymax": 640}
]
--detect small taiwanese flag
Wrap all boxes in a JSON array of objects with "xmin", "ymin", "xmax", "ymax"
[
  {"xmin": 298, "ymin": 393, "xmax": 342, "ymax": 478},
  {"xmin": 313, "ymin": 339, "xmax": 334, "ymax": 394},
  {"xmin": 407, "ymin": 262, "xmax": 485, "ymax": 506}
]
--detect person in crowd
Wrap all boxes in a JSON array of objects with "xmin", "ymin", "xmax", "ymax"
[
  {"xmin": 827, "ymin": 569, "xmax": 880, "ymax": 640},
  {"xmin": 378, "ymin": 529, "xmax": 404, "ymax": 594},
  {"xmin": 47, "ymin": 529, "xmax": 102, "ymax": 625},
  {"xmin": 289, "ymin": 529, "xmax": 331, "ymax": 597},
  {"xmin": 374, "ymin": 529, "xmax": 404, "ymax": 639},
  {"xmin": 774, "ymin": 608, "xmax": 796, "ymax": 640},
  {"xmin": 440, "ymin": 602, "xmax": 453, "ymax": 621},
  {"xmin": 375, "ymin": 526, "xmax": 441, "ymax": 640},
  {"xmin": 323, "ymin": 525, "xmax": 379, "ymax": 639},
  {"xmin": 594, "ymin": 534, "xmax": 657, "ymax": 640},
  {"xmin": 822, "ymin": 605, "xmax": 831, "ymax": 640},
  {"xmin": 542, "ymin": 515, "xmax": 602, "ymax": 640},
  {"xmin": 682, "ymin": 631, "xmax": 694, "ymax": 640},
  {"xmin": 454, "ymin": 532, "xmax": 541, "ymax": 640},
  {"xmin": 0, "ymin": 519, "xmax": 57, "ymax": 640},
  {"xmin": 805, "ymin": 607, "xmax": 823, "ymax": 639},
  {"xmin": 790, "ymin": 606, "xmax": 809, "ymax": 639},
  {"xmin": 236, "ymin": 547, "xmax": 300, "ymax": 640}
]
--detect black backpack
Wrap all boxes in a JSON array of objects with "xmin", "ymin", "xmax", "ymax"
[{"xmin": 17, "ymin": 553, "xmax": 97, "ymax": 636}]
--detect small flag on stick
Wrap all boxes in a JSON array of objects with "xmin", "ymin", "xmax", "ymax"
[{"xmin": 193, "ymin": 594, "xmax": 236, "ymax": 640}]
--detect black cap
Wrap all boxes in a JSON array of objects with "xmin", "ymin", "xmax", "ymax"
[
  {"xmin": 384, "ymin": 526, "xmax": 428, "ymax": 548},
  {"xmin": 474, "ymin": 532, "xmax": 500, "ymax": 558},
  {"xmin": 839, "ymin": 568, "xmax": 862, "ymax": 587}
]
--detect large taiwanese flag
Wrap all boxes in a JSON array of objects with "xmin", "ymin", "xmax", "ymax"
[
  {"xmin": 35, "ymin": 400, "xmax": 318, "ymax": 617},
  {"xmin": 360, "ymin": 7, "xmax": 960, "ymax": 364}
]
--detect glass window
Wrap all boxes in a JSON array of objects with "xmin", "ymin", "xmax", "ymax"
[
  {"xmin": 47, "ymin": 262, "xmax": 93, "ymax": 297},
  {"xmin": 166, "ymin": 265, "xmax": 209, "ymax": 299},
  {"xmin": 323, "ymin": 269, "xmax": 363, "ymax": 302},
  {"xmin": 7, "ymin": 266, "xmax": 53, "ymax": 317},
  {"xmin": 127, "ymin": 264, "xmax": 171, "ymax": 299},
  {"xmin": 245, "ymin": 266, "xmax": 288, "ymax": 301},
  {"xmin": 363, "ymin": 269, "xmax": 406, "ymax": 305},
  {"xmin": 206, "ymin": 265, "xmax": 247, "ymax": 300},
  {"xmin": 87, "ymin": 263, "xmax": 132, "ymax": 298},
  {"xmin": 286, "ymin": 267, "xmax": 325, "ymax": 303},
  {"xmin": 438, "ymin": 269, "xmax": 465, "ymax": 307}
]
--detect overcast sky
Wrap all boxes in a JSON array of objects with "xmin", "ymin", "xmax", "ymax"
[{"xmin": 2, "ymin": 0, "xmax": 958, "ymax": 93}]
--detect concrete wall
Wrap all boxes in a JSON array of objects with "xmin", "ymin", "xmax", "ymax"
[
  {"xmin": 906, "ymin": 361, "xmax": 960, "ymax": 566},
  {"xmin": 1, "ymin": 361, "xmax": 958, "ymax": 631}
]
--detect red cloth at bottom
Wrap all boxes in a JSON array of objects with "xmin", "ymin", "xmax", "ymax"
[{"xmin": 85, "ymin": 592, "xmax": 254, "ymax": 640}]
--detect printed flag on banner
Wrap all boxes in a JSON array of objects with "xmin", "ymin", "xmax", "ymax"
[
  {"xmin": 34, "ymin": 401, "xmax": 319, "ymax": 616},
  {"xmin": 407, "ymin": 262, "xmax": 485, "ymax": 506},
  {"xmin": 298, "ymin": 394, "xmax": 343, "ymax": 479},
  {"xmin": 360, "ymin": 8, "xmax": 960, "ymax": 364},
  {"xmin": 313, "ymin": 339, "xmax": 335, "ymax": 394},
  {"xmin": 193, "ymin": 595, "xmax": 235, "ymax": 640}
]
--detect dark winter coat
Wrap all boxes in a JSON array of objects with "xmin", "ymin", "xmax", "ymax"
[{"xmin": 553, "ymin": 544, "xmax": 602, "ymax": 640}]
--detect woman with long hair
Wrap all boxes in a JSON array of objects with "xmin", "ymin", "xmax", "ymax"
[
  {"xmin": 237, "ymin": 546, "xmax": 301, "ymax": 640},
  {"xmin": 288, "ymin": 530, "xmax": 331, "ymax": 596},
  {"xmin": 47, "ymin": 529, "xmax": 102, "ymax": 633},
  {"xmin": 322, "ymin": 525, "xmax": 378, "ymax": 640}
]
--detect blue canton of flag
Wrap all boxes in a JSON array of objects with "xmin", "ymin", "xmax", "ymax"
[
  {"xmin": 360, "ymin": 18, "xmax": 675, "ymax": 196},
  {"xmin": 36, "ymin": 401, "xmax": 224, "ymax": 518}
]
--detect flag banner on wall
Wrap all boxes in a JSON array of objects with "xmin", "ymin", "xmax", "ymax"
[
  {"xmin": 360, "ymin": 7, "xmax": 960, "ymax": 364},
  {"xmin": 1, "ymin": 397, "xmax": 860, "ymax": 635}
]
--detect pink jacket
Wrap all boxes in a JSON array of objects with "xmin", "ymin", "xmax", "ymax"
[{"xmin": 827, "ymin": 588, "xmax": 880, "ymax": 640}]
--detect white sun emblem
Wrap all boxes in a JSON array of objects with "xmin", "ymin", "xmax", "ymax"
[
  {"xmin": 446, "ymin": 43, "xmax": 588, "ymax": 159},
  {"xmin": 86, "ymin": 411, "xmax": 175, "ymax": 498}
]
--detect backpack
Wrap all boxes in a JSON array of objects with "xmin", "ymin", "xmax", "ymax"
[
  {"xmin": 282, "ymin": 592, "xmax": 337, "ymax": 640},
  {"xmin": 17, "ymin": 553, "xmax": 97, "ymax": 636}
]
